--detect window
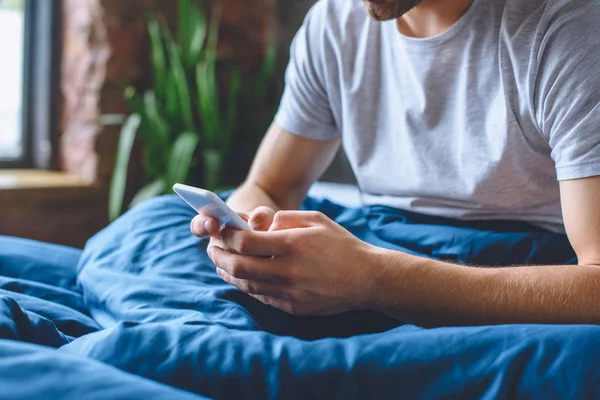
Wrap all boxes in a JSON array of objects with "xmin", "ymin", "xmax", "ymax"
[
  {"xmin": 0, "ymin": 0, "xmax": 24, "ymax": 161},
  {"xmin": 0, "ymin": 0, "xmax": 60, "ymax": 168}
]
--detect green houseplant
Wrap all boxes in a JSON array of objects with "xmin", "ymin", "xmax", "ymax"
[{"xmin": 109, "ymin": 0, "xmax": 276, "ymax": 221}]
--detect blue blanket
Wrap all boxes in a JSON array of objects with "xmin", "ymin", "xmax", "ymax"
[{"xmin": 1, "ymin": 195, "xmax": 599, "ymax": 399}]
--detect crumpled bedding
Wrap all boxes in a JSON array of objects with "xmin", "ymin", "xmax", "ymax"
[{"xmin": 1, "ymin": 194, "xmax": 599, "ymax": 400}]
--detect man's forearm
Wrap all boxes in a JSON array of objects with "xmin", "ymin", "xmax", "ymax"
[
  {"xmin": 225, "ymin": 123, "xmax": 338, "ymax": 215},
  {"xmin": 368, "ymin": 249, "xmax": 600, "ymax": 327},
  {"xmin": 226, "ymin": 182, "xmax": 283, "ymax": 213},
  {"xmin": 226, "ymin": 181, "xmax": 306, "ymax": 214}
]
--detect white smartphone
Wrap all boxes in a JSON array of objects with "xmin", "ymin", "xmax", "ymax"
[{"xmin": 173, "ymin": 183, "xmax": 251, "ymax": 231}]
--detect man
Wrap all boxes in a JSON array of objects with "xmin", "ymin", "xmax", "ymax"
[{"xmin": 192, "ymin": 0, "xmax": 600, "ymax": 327}]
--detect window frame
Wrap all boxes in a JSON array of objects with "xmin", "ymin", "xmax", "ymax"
[{"xmin": 0, "ymin": 0, "xmax": 61, "ymax": 169}]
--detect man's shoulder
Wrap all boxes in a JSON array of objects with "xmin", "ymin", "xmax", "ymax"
[
  {"xmin": 502, "ymin": 0, "xmax": 600, "ymax": 35},
  {"xmin": 309, "ymin": 0, "xmax": 367, "ymax": 20},
  {"xmin": 304, "ymin": 0, "xmax": 370, "ymax": 39}
]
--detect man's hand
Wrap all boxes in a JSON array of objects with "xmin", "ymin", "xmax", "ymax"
[
  {"xmin": 191, "ymin": 206, "xmax": 276, "ymax": 254},
  {"xmin": 191, "ymin": 206, "xmax": 276, "ymax": 238},
  {"xmin": 206, "ymin": 211, "xmax": 379, "ymax": 316}
]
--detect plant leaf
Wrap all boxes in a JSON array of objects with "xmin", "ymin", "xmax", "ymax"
[
  {"xmin": 139, "ymin": 90, "xmax": 171, "ymax": 176},
  {"xmin": 124, "ymin": 88, "xmax": 160, "ymax": 176},
  {"xmin": 164, "ymin": 72, "xmax": 180, "ymax": 125},
  {"xmin": 196, "ymin": 62, "xmax": 219, "ymax": 147},
  {"xmin": 205, "ymin": 3, "xmax": 220, "ymax": 65},
  {"xmin": 109, "ymin": 115, "xmax": 141, "ymax": 221},
  {"xmin": 167, "ymin": 131, "xmax": 200, "ymax": 186},
  {"xmin": 187, "ymin": 1, "xmax": 207, "ymax": 69},
  {"xmin": 203, "ymin": 147, "xmax": 222, "ymax": 191},
  {"xmin": 162, "ymin": 24, "xmax": 195, "ymax": 131},
  {"xmin": 148, "ymin": 18, "xmax": 167, "ymax": 102},
  {"xmin": 178, "ymin": 0, "xmax": 191, "ymax": 66},
  {"xmin": 129, "ymin": 178, "xmax": 167, "ymax": 208},
  {"xmin": 206, "ymin": 3, "xmax": 220, "ymax": 113},
  {"xmin": 242, "ymin": 43, "xmax": 278, "ymax": 146},
  {"xmin": 194, "ymin": 4, "xmax": 223, "ymax": 150},
  {"xmin": 222, "ymin": 68, "xmax": 241, "ymax": 152},
  {"xmin": 143, "ymin": 90, "xmax": 170, "ymax": 143}
]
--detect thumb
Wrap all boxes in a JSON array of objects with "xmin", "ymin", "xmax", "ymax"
[{"xmin": 269, "ymin": 210, "xmax": 324, "ymax": 231}]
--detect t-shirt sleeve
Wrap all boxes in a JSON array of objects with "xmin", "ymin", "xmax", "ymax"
[
  {"xmin": 534, "ymin": 2, "xmax": 600, "ymax": 181},
  {"xmin": 274, "ymin": 2, "xmax": 340, "ymax": 141}
]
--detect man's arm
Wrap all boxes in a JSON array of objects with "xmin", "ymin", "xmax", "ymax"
[
  {"xmin": 227, "ymin": 122, "xmax": 340, "ymax": 213},
  {"xmin": 207, "ymin": 175, "xmax": 600, "ymax": 325},
  {"xmin": 191, "ymin": 122, "xmax": 340, "ymax": 236},
  {"xmin": 367, "ymin": 176, "xmax": 600, "ymax": 327},
  {"xmin": 192, "ymin": 0, "xmax": 339, "ymax": 236}
]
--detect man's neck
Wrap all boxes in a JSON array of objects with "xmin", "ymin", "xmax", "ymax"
[{"xmin": 396, "ymin": 0, "xmax": 473, "ymax": 38}]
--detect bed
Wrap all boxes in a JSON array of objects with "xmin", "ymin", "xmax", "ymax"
[{"xmin": 0, "ymin": 183, "xmax": 598, "ymax": 399}]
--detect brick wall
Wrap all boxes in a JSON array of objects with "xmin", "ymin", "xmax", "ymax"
[
  {"xmin": 18, "ymin": 0, "xmax": 278, "ymax": 247},
  {"xmin": 3, "ymin": 0, "xmax": 353, "ymax": 248},
  {"xmin": 60, "ymin": 0, "xmax": 276, "ymax": 188}
]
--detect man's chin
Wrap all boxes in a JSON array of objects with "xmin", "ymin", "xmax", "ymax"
[{"xmin": 362, "ymin": 0, "xmax": 421, "ymax": 21}]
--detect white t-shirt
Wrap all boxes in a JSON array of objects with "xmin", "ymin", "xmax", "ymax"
[{"xmin": 274, "ymin": 0, "xmax": 600, "ymax": 232}]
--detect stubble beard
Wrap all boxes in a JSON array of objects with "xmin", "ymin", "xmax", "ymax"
[{"xmin": 362, "ymin": 0, "xmax": 422, "ymax": 21}]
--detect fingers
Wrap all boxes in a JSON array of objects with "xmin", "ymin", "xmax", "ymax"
[
  {"xmin": 192, "ymin": 206, "xmax": 321, "ymax": 238},
  {"xmin": 248, "ymin": 206, "xmax": 276, "ymax": 231},
  {"xmin": 209, "ymin": 246, "xmax": 288, "ymax": 281},
  {"xmin": 208, "ymin": 236, "xmax": 225, "ymax": 250},
  {"xmin": 192, "ymin": 211, "xmax": 249, "ymax": 238},
  {"xmin": 191, "ymin": 215, "xmax": 220, "ymax": 238},
  {"xmin": 248, "ymin": 293, "xmax": 305, "ymax": 316},
  {"xmin": 191, "ymin": 206, "xmax": 274, "ymax": 237},
  {"xmin": 219, "ymin": 228, "xmax": 288, "ymax": 257},
  {"xmin": 216, "ymin": 268, "xmax": 284, "ymax": 297},
  {"xmin": 270, "ymin": 210, "xmax": 327, "ymax": 231}
]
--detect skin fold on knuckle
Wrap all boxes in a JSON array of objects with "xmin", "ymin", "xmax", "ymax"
[
  {"xmin": 310, "ymin": 211, "xmax": 326, "ymax": 222},
  {"xmin": 229, "ymin": 258, "xmax": 247, "ymax": 278},
  {"xmin": 273, "ymin": 211, "xmax": 289, "ymax": 225},
  {"xmin": 214, "ymin": 247, "xmax": 235, "ymax": 270},
  {"xmin": 211, "ymin": 249, "xmax": 223, "ymax": 268},
  {"xmin": 276, "ymin": 262, "xmax": 297, "ymax": 284},
  {"xmin": 242, "ymin": 280, "xmax": 259, "ymax": 294},
  {"xmin": 276, "ymin": 232, "xmax": 297, "ymax": 255},
  {"xmin": 256, "ymin": 295, "xmax": 271, "ymax": 306},
  {"xmin": 234, "ymin": 234, "xmax": 251, "ymax": 255},
  {"xmin": 217, "ymin": 269, "xmax": 230, "ymax": 284},
  {"xmin": 220, "ymin": 230, "xmax": 238, "ymax": 251}
]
